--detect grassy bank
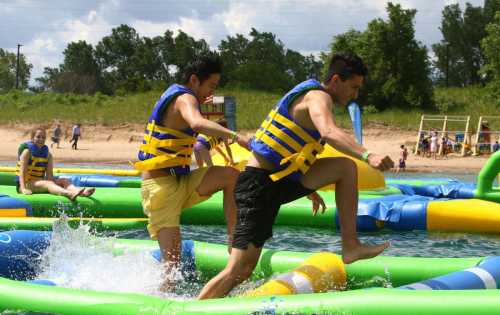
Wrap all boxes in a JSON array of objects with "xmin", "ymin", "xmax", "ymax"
[{"xmin": 0, "ymin": 86, "xmax": 498, "ymax": 131}]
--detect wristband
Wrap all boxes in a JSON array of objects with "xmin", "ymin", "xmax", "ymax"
[
  {"xmin": 230, "ymin": 131, "xmax": 238, "ymax": 143},
  {"xmin": 361, "ymin": 150, "xmax": 371, "ymax": 162}
]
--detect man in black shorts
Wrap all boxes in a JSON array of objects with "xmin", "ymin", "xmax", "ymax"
[{"xmin": 198, "ymin": 53, "xmax": 394, "ymax": 299}]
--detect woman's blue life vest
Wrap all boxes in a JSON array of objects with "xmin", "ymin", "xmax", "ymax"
[
  {"xmin": 249, "ymin": 79, "xmax": 326, "ymax": 182},
  {"xmin": 134, "ymin": 84, "xmax": 198, "ymax": 175},
  {"xmin": 16, "ymin": 141, "xmax": 49, "ymax": 182}
]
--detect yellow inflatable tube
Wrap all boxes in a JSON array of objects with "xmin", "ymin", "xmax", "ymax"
[
  {"xmin": 213, "ymin": 143, "xmax": 385, "ymax": 190},
  {"xmin": 245, "ymin": 252, "xmax": 346, "ymax": 297},
  {"xmin": 0, "ymin": 166, "xmax": 139, "ymax": 177},
  {"xmin": 427, "ymin": 199, "xmax": 500, "ymax": 234}
]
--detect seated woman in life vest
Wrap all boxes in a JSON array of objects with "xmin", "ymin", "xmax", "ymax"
[
  {"xmin": 16, "ymin": 128, "xmax": 95, "ymax": 200},
  {"xmin": 193, "ymin": 120, "xmax": 236, "ymax": 168}
]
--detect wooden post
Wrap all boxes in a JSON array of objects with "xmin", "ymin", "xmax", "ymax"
[
  {"xmin": 438, "ymin": 115, "xmax": 448, "ymax": 156},
  {"xmin": 414, "ymin": 115, "xmax": 425, "ymax": 155},
  {"xmin": 473, "ymin": 116, "xmax": 483, "ymax": 156},
  {"xmin": 461, "ymin": 116, "xmax": 470, "ymax": 156}
]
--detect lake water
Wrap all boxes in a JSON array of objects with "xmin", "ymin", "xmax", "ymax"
[{"xmin": 1, "ymin": 162, "xmax": 500, "ymax": 303}]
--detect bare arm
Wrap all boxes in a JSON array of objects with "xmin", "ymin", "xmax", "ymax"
[
  {"xmin": 223, "ymin": 139, "xmax": 235, "ymax": 164},
  {"xmin": 177, "ymin": 94, "xmax": 250, "ymax": 148},
  {"xmin": 18, "ymin": 149, "xmax": 31, "ymax": 193},
  {"xmin": 308, "ymin": 92, "xmax": 394, "ymax": 171},
  {"xmin": 308, "ymin": 92, "xmax": 366, "ymax": 159},
  {"xmin": 46, "ymin": 153, "xmax": 54, "ymax": 181}
]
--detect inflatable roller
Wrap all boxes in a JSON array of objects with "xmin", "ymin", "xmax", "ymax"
[
  {"xmin": 0, "ymin": 166, "xmax": 139, "ymax": 177},
  {"xmin": 245, "ymin": 252, "xmax": 346, "ymax": 296},
  {"xmin": 213, "ymin": 143, "xmax": 385, "ymax": 190}
]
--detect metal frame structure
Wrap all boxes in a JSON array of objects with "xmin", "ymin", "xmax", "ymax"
[
  {"xmin": 414, "ymin": 115, "xmax": 471, "ymax": 157},
  {"xmin": 473, "ymin": 116, "xmax": 500, "ymax": 155}
]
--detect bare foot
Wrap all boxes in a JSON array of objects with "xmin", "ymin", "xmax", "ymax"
[
  {"xmin": 342, "ymin": 241, "xmax": 390, "ymax": 264},
  {"xmin": 81, "ymin": 187, "xmax": 96, "ymax": 197},
  {"xmin": 68, "ymin": 188, "xmax": 85, "ymax": 201}
]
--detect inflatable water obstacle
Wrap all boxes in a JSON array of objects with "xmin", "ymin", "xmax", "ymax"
[
  {"xmin": 1, "ymin": 230, "xmax": 500, "ymax": 314},
  {"xmin": 0, "ymin": 149, "xmax": 498, "ymax": 234}
]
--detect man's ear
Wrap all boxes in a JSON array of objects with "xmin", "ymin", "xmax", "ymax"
[{"xmin": 189, "ymin": 74, "xmax": 200, "ymax": 88}]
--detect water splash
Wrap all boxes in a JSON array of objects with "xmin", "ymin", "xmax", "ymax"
[{"xmin": 34, "ymin": 216, "xmax": 196, "ymax": 300}]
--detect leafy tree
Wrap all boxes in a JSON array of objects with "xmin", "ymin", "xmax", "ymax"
[
  {"xmin": 0, "ymin": 48, "xmax": 32, "ymax": 92},
  {"xmin": 219, "ymin": 28, "xmax": 323, "ymax": 91},
  {"xmin": 35, "ymin": 41, "xmax": 102, "ymax": 94},
  {"xmin": 173, "ymin": 30, "xmax": 211, "ymax": 77},
  {"xmin": 433, "ymin": 0, "xmax": 500, "ymax": 86},
  {"xmin": 95, "ymin": 24, "xmax": 145, "ymax": 92},
  {"xmin": 325, "ymin": 3, "xmax": 433, "ymax": 110},
  {"xmin": 481, "ymin": 12, "xmax": 500, "ymax": 95}
]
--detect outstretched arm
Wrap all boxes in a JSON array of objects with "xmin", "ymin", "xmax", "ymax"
[
  {"xmin": 308, "ymin": 92, "xmax": 393, "ymax": 171},
  {"xmin": 177, "ymin": 94, "xmax": 250, "ymax": 148}
]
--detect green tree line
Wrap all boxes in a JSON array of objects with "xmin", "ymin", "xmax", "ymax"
[{"xmin": 0, "ymin": 1, "xmax": 499, "ymax": 112}]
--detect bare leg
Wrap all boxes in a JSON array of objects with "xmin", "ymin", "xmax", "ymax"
[
  {"xmin": 198, "ymin": 243, "xmax": 262, "ymax": 299},
  {"xmin": 196, "ymin": 166, "xmax": 239, "ymax": 248},
  {"xmin": 194, "ymin": 150, "xmax": 205, "ymax": 168},
  {"xmin": 301, "ymin": 157, "xmax": 389, "ymax": 264},
  {"xmin": 200, "ymin": 147, "xmax": 214, "ymax": 167},
  {"xmin": 55, "ymin": 178, "xmax": 86, "ymax": 200},
  {"xmin": 157, "ymin": 227, "xmax": 182, "ymax": 292},
  {"xmin": 32, "ymin": 180, "xmax": 82, "ymax": 200}
]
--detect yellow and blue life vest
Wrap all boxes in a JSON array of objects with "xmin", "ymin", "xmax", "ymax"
[
  {"xmin": 196, "ymin": 134, "xmax": 223, "ymax": 151},
  {"xmin": 16, "ymin": 141, "xmax": 49, "ymax": 182},
  {"xmin": 250, "ymin": 79, "xmax": 325, "ymax": 182},
  {"xmin": 135, "ymin": 84, "xmax": 197, "ymax": 175}
]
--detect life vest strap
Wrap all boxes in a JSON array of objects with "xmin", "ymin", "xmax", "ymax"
[{"xmin": 270, "ymin": 142, "xmax": 324, "ymax": 181}]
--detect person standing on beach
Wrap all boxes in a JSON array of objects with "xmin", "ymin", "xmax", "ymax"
[
  {"xmin": 397, "ymin": 144, "xmax": 408, "ymax": 172},
  {"xmin": 134, "ymin": 55, "xmax": 249, "ymax": 291},
  {"xmin": 430, "ymin": 131, "xmax": 438, "ymax": 159},
  {"xmin": 17, "ymin": 128, "xmax": 95, "ymax": 199},
  {"xmin": 198, "ymin": 53, "xmax": 394, "ymax": 299},
  {"xmin": 50, "ymin": 124, "xmax": 62, "ymax": 149},
  {"xmin": 70, "ymin": 124, "xmax": 81, "ymax": 150}
]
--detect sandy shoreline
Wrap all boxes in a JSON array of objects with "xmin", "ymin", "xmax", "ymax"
[{"xmin": 0, "ymin": 123, "xmax": 491, "ymax": 174}]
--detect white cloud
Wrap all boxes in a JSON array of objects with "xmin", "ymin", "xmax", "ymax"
[{"xmin": 1, "ymin": 0, "xmax": 485, "ymax": 84}]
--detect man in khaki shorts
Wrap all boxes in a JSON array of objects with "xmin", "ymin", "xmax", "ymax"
[{"xmin": 134, "ymin": 55, "xmax": 249, "ymax": 291}]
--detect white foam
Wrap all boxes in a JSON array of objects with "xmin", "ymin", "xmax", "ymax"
[{"xmin": 35, "ymin": 216, "xmax": 197, "ymax": 300}]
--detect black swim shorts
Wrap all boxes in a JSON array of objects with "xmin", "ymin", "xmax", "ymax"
[{"xmin": 232, "ymin": 166, "xmax": 314, "ymax": 249}]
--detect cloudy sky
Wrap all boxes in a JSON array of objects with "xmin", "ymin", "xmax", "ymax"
[{"xmin": 0, "ymin": 0, "xmax": 483, "ymax": 82}]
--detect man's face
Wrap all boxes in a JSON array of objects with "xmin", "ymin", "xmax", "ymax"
[
  {"xmin": 196, "ymin": 73, "xmax": 220, "ymax": 102},
  {"xmin": 329, "ymin": 74, "xmax": 364, "ymax": 107},
  {"xmin": 33, "ymin": 130, "xmax": 46, "ymax": 147}
]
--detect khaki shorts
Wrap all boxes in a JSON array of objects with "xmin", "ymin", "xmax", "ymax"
[{"xmin": 141, "ymin": 167, "xmax": 210, "ymax": 239}]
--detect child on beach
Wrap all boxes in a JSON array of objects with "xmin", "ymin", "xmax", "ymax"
[
  {"xmin": 17, "ymin": 128, "xmax": 95, "ymax": 200},
  {"xmin": 193, "ymin": 120, "xmax": 235, "ymax": 168},
  {"xmin": 50, "ymin": 124, "xmax": 62, "ymax": 149},
  {"xmin": 397, "ymin": 144, "xmax": 408, "ymax": 172}
]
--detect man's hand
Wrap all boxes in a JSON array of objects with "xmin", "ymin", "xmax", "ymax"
[
  {"xmin": 203, "ymin": 95, "xmax": 214, "ymax": 104},
  {"xmin": 307, "ymin": 191, "xmax": 326, "ymax": 216},
  {"xmin": 367, "ymin": 154, "xmax": 394, "ymax": 171},
  {"xmin": 21, "ymin": 187, "xmax": 33, "ymax": 195},
  {"xmin": 236, "ymin": 134, "xmax": 251, "ymax": 150}
]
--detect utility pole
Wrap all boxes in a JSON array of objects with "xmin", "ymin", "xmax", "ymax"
[{"xmin": 16, "ymin": 44, "xmax": 22, "ymax": 89}]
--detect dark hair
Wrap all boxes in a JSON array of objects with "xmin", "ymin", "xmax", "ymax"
[
  {"xmin": 181, "ymin": 54, "xmax": 223, "ymax": 84},
  {"xmin": 400, "ymin": 145, "xmax": 405, "ymax": 149},
  {"xmin": 324, "ymin": 53, "xmax": 368, "ymax": 83},
  {"xmin": 30, "ymin": 128, "xmax": 46, "ymax": 139}
]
